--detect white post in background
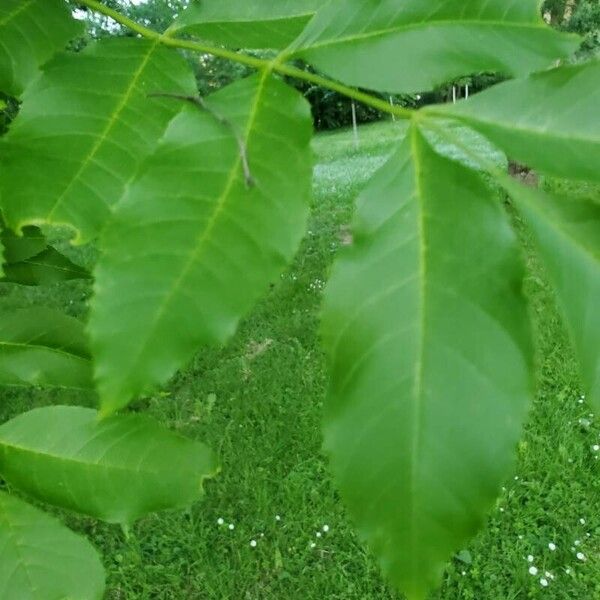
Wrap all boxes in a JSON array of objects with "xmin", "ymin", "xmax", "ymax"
[
  {"xmin": 351, "ymin": 101, "xmax": 359, "ymax": 149},
  {"xmin": 452, "ymin": 85, "xmax": 457, "ymax": 104},
  {"xmin": 389, "ymin": 96, "xmax": 396, "ymax": 122},
  {"xmin": 465, "ymin": 84, "xmax": 470, "ymax": 99}
]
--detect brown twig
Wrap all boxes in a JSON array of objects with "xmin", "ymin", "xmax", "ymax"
[{"xmin": 149, "ymin": 92, "xmax": 255, "ymax": 188}]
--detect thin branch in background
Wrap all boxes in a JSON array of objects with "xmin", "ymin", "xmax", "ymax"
[{"xmin": 149, "ymin": 92, "xmax": 255, "ymax": 188}]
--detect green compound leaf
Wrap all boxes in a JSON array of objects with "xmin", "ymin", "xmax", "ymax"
[
  {"xmin": 0, "ymin": 406, "xmax": 217, "ymax": 525},
  {"xmin": 0, "ymin": 307, "xmax": 93, "ymax": 390},
  {"xmin": 171, "ymin": 0, "xmax": 324, "ymax": 48},
  {"xmin": 0, "ymin": 38, "xmax": 197, "ymax": 243},
  {"xmin": 91, "ymin": 73, "xmax": 312, "ymax": 415},
  {"xmin": 503, "ymin": 180, "xmax": 600, "ymax": 411},
  {"xmin": 321, "ymin": 125, "xmax": 533, "ymax": 600},
  {"xmin": 429, "ymin": 60, "xmax": 600, "ymax": 182},
  {"xmin": 0, "ymin": 0, "xmax": 82, "ymax": 97},
  {"xmin": 291, "ymin": 0, "xmax": 580, "ymax": 93},
  {"xmin": 0, "ymin": 491, "xmax": 105, "ymax": 600}
]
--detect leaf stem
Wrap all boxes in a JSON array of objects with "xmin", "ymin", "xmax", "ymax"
[{"xmin": 76, "ymin": 0, "xmax": 414, "ymax": 120}]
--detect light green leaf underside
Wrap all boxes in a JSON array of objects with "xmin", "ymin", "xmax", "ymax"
[
  {"xmin": 0, "ymin": 491, "xmax": 105, "ymax": 600},
  {"xmin": 0, "ymin": 38, "xmax": 197, "ymax": 243},
  {"xmin": 91, "ymin": 73, "xmax": 312, "ymax": 415},
  {"xmin": 321, "ymin": 125, "xmax": 533, "ymax": 600},
  {"xmin": 0, "ymin": 308, "xmax": 93, "ymax": 390},
  {"xmin": 0, "ymin": 0, "xmax": 82, "ymax": 97},
  {"xmin": 171, "ymin": 0, "xmax": 324, "ymax": 48},
  {"xmin": 0, "ymin": 406, "xmax": 217, "ymax": 525},
  {"xmin": 430, "ymin": 60, "xmax": 600, "ymax": 182},
  {"xmin": 291, "ymin": 0, "xmax": 580, "ymax": 93},
  {"xmin": 504, "ymin": 180, "xmax": 600, "ymax": 411}
]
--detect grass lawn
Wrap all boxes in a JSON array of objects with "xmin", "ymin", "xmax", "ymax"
[{"xmin": 1, "ymin": 120, "xmax": 599, "ymax": 599}]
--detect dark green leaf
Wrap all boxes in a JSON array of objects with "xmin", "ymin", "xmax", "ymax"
[
  {"xmin": 90, "ymin": 74, "xmax": 313, "ymax": 415},
  {"xmin": 430, "ymin": 60, "xmax": 600, "ymax": 182},
  {"xmin": 321, "ymin": 125, "xmax": 533, "ymax": 599},
  {"xmin": 0, "ymin": 38, "xmax": 197, "ymax": 242},
  {"xmin": 2, "ymin": 246, "xmax": 91, "ymax": 286},
  {"xmin": 0, "ymin": 491, "xmax": 105, "ymax": 600},
  {"xmin": 171, "ymin": 0, "xmax": 324, "ymax": 48},
  {"xmin": 0, "ymin": 0, "xmax": 82, "ymax": 97},
  {"xmin": 291, "ymin": 0, "xmax": 579, "ymax": 93},
  {"xmin": 0, "ymin": 225, "xmax": 46, "ymax": 264},
  {"xmin": 0, "ymin": 406, "xmax": 217, "ymax": 525},
  {"xmin": 0, "ymin": 307, "xmax": 93, "ymax": 389}
]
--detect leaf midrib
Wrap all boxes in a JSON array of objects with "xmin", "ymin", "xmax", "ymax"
[
  {"xmin": 117, "ymin": 70, "xmax": 270, "ymax": 391},
  {"xmin": 0, "ymin": 340, "xmax": 89, "ymax": 362},
  {"xmin": 299, "ymin": 19, "xmax": 562, "ymax": 52},
  {"xmin": 437, "ymin": 109, "xmax": 600, "ymax": 147},
  {"xmin": 45, "ymin": 40, "xmax": 160, "ymax": 232},
  {"xmin": 408, "ymin": 126, "xmax": 428, "ymax": 584},
  {"xmin": 0, "ymin": 0, "xmax": 36, "ymax": 28},
  {"xmin": 0, "ymin": 432, "xmax": 168, "ymax": 478},
  {"xmin": 190, "ymin": 12, "xmax": 313, "ymax": 25}
]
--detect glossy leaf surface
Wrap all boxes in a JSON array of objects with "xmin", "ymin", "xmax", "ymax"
[
  {"xmin": 0, "ymin": 406, "xmax": 216, "ymax": 525},
  {"xmin": 0, "ymin": 38, "xmax": 196, "ymax": 242},
  {"xmin": 0, "ymin": 0, "xmax": 82, "ymax": 97},
  {"xmin": 91, "ymin": 73, "xmax": 312, "ymax": 415},
  {"xmin": 0, "ymin": 308, "xmax": 93, "ymax": 389},
  {"xmin": 292, "ymin": 0, "xmax": 579, "ymax": 93},
  {"xmin": 321, "ymin": 125, "xmax": 532, "ymax": 599},
  {"xmin": 171, "ymin": 0, "xmax": 324, "ymax": 48},
  {"xmin": 504, "ymin": 180, "xmax": 600, "ymax": 410},
  {"xmin": 0, "ymin": 491, "xmax": 105, "ymax": 600}
]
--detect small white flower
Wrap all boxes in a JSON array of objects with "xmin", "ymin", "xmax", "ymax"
[
  {"xmin": 545, "ymin": 571, "xmax": 554, "ymax": 579},
  {"xmin": 529, "ymin": 566, "xmax": 538, "ymax": 576},
  {"xmin": 576, "ymin": 552, "xmax": 586, "ymax": 561},
  {"xmin": 250, "ymin": 540, "xmax": 257, "ymax": 548},
  {"xmin": 228, "ymin": 523, "xmax": 235, "ymax": 530},
  {"xmin": 527, "ymin": 555, "xmax": 535, "ymax": 563},
  {"xmin": 500, "ymin": 507, "xmax": 505, "ymax": 512},
  {"xmin": 514, "ymin": 476, "xmax": 519, "ymax": 481},
  {"xmin": 217, "ymin": 518, "xmax": 224, "ymax": 526},
  {"xmin": 322, "ymin": 525, "xmax": 330, "ymax": 533},
  {"xmin": 461, "ymin": 571, "xmax": 466, "ymax": 576},
  {"xmin": 549, "ymin": 542, "xmax": 557, "ymax": 551},
  {"xmin": 574, "ymin": 540, "xmax": 581, "ymax": 546},
  {"xmin": 275, "ymin": 515, "xmax": 281, "ymax": 521},
  {"xmin": 518, "ymin": 535, "xmax": 523, "ymax": 540},
  {"xmin": 310, "ymin": 542, "xmax": 316, "ymax": 549},
  {"xmin": 593, "ymin": 445, "xmax": 599, "ymax": 452},
  {"xmin": 540, "ymin": 578, "xmax": 549, "ymax": 587},
  {"xmin": 565, "ymin": 568, "xmax": 572, "ymax": 574},
  {"xmin": 316, "ymin": 532, "xmax": 322, "ymax": 538},
  {"xmin": 580, "ymin": 518, "xmax": 586, "ymax": 525}
]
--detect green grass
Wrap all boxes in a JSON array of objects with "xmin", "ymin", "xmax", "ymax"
[{"xmin": 1, "ymin": 120, "xmax": 599, "ymax": 599}]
